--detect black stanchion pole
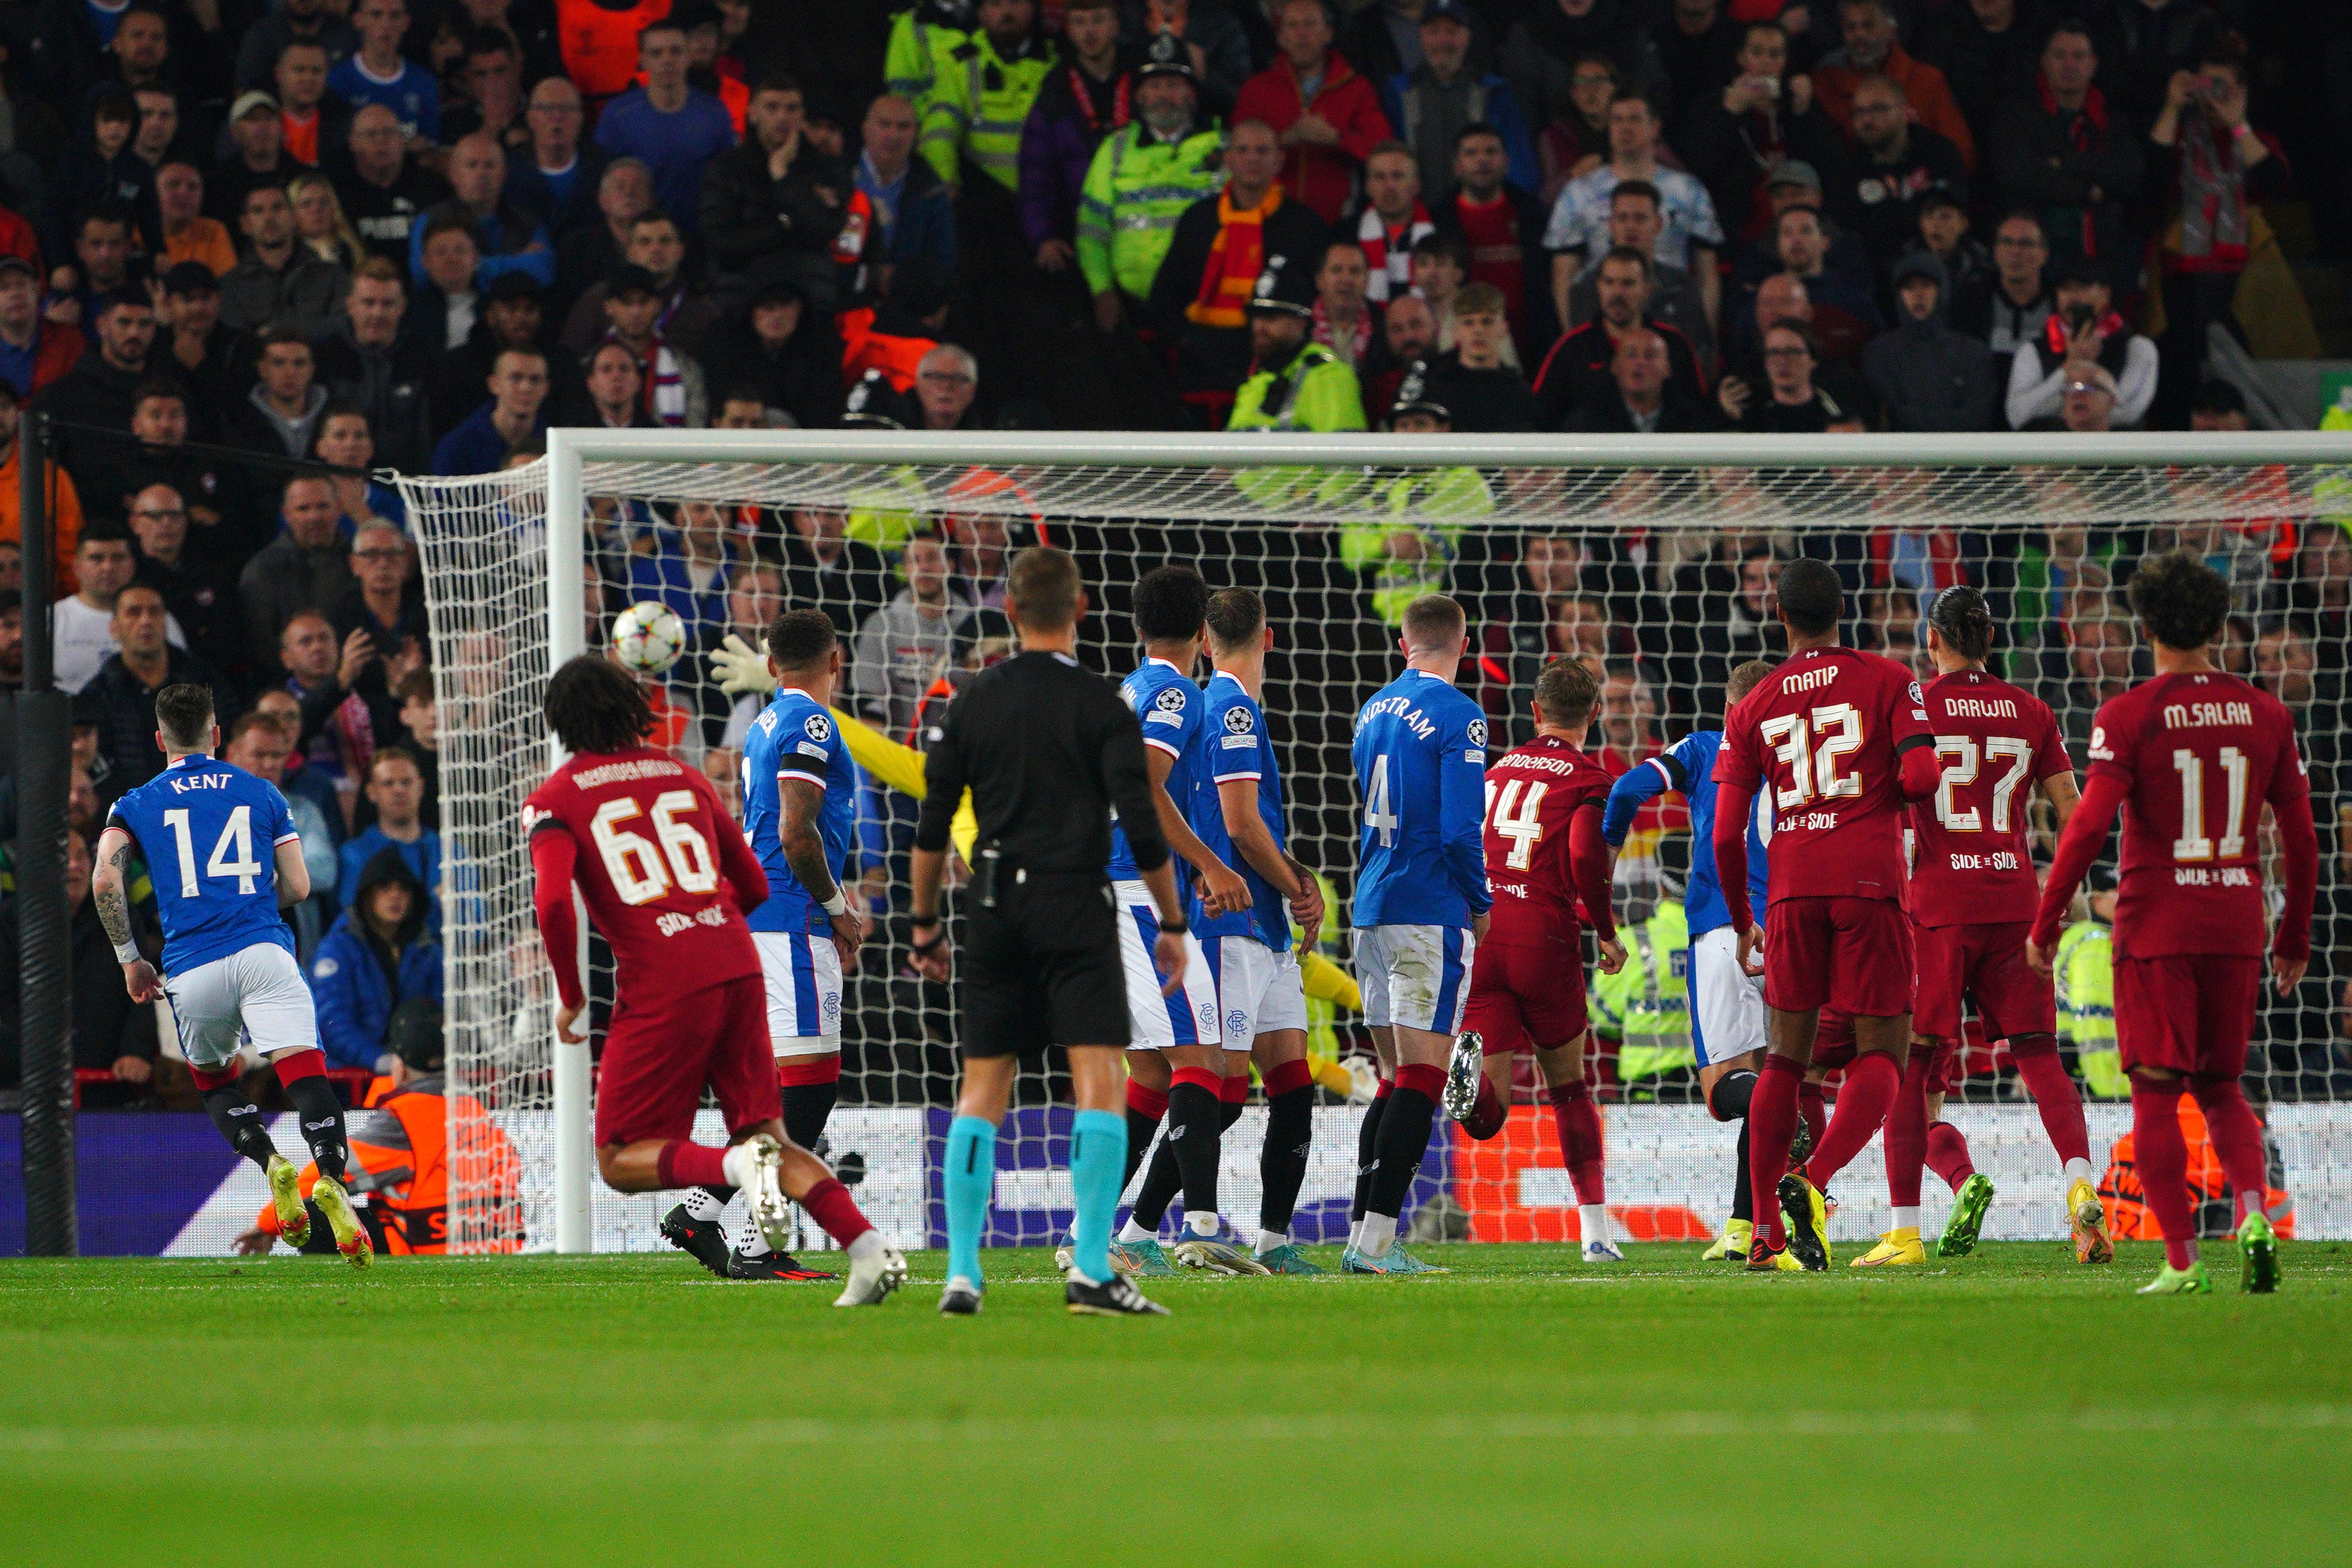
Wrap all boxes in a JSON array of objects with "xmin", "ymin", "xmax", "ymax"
[{"xmin": 17, "ymin": 407, "xmax": 76, "ymax": 1256}]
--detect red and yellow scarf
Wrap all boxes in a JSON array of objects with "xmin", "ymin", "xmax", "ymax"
[{"xmin": 1188, "ymin": 187, "xmax": 1284, "ymax": 328}]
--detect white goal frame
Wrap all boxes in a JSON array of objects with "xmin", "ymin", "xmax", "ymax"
[{"xmin": 531, "ymin": 425, "xmax": 2352, "ymax": 1252}]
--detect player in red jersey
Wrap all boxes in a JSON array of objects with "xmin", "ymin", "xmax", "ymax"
[
  {"xmin": 526, "ymin": 656, "xmax": 907, "ymax": 1306},
  {"xmin": 2030, "ymin": 552, "xmax": 2315, "ymax": 1295},
  {"xmin": 1855, "ymin": 585, "xmax": 2106, "ymax": 1268},
  {"xmin": 1443, "ymin": 659, "xmax": 1628, "ymax": 1260},
  {"xmin": 1711, "ymin": 558, "xmax": 1943, "ymax": 1271}
]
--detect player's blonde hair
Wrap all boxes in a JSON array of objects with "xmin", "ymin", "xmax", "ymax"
[
  {"xmin": 1726, "ymin": 659, "xmax": 1773, "ymax": 706},
  {"xmin": 1401, "ymin": 594, "xmax": 1465, "ymax": 654}
]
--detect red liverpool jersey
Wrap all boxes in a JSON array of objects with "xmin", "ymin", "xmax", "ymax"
[
  {"xmin": 1908, "ymin": 669, "xmax": 2072, "ymax": 927},
  {"xmin": 1715, "ymin": 645, "xmax": 1934, "ymax": 906},
  {"xmin": 2086, "ymin": 672, "xmax": 2308, "ymax": 960},
  {"xmin": 1482, "ymin": 734, "xmax": 1613, "ymax": 948},
  {"xmin": 526, "ymin": 746, "xmax": 766, "ymax": 1010}
]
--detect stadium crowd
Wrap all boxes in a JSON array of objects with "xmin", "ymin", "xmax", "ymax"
[{"xmin": 1, "ymin": 0, "xmax": 2349, "ymax": 1112}]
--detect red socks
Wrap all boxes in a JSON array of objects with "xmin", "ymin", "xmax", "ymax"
[
  {"xmin": 799, "ymin": 1175, "xmax": 874, "ymax": 1247},
  {"xmin": 1883, "ymin": 1052, "xmax": 1933, "ymax": 1209},
  {"xmin": 1394, "ymin": 1063, "xmax": 1447, "ymax": 1102},
  {"xmin": 1924, "ymin": 1122, "xmax": 1976, "ymax": 1192},
  {"xmin": 1126, "ymin": 1079, "xmax": 1169, "ymax": 1122},
  {"xmin": 1797, "ymin": 1080, "xmax": 1826, "ymax": 1154},
  {"xmin": 1463, "ymin": 1073, "xmax": 1507, "ymax": 1140},
  {"xmin": 1548, "ymin": 1080, "xmax": 1605, "ymax": 1205},
  {"xmin": 2129, "ymin": 1077, "xmax": 2198, "ymax": 1270},
  {"xmin": 2010, "ymin": 1037, "xmax": 2091, "ymax": 1167},
  {"xmin": 2188, "ymin": 1075, "xmax": 2270, "ymax": 1226},
  {"xmin": 1805, "ymin": 1050, "xmax": 1898, "ymax": 1190},
  {"xmin": 1747, "ymin": 1055, "xmax": 1804, "ymax": 1249},
  {"xmin": 776, "ymin": 1054, "xmax": 842, "ymax": 1089},
  {"xmin": 271, "ymin": 1047, "xmax": 327, "ymax": 1087},
  {"xmin": 658, "ymin": 1140, "xmax": 729, "ymax": 1189},
  {"xmin": 1262, "ymin": 1058, "xmax": 1313, "ymax": 1098}
]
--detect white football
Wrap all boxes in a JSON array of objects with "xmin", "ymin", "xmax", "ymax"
[{"xmin": 610, "ymin": 601, "xmax": 687, "ymax": 675}]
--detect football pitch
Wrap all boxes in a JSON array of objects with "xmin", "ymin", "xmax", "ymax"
[{"xmin": 3, "ymin": 1243, "xmax": 2348, "ymax": 1566}]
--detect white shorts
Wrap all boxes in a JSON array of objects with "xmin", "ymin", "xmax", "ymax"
[
  {"xmin": 1205, "ymin": 935, "xmax": 1308, "ymax": 1050},
  {"xmin": 1688, "ymin": 924, "xmax": 1766, "ymax": 1068},
  {"xmin": 755, "ymin": 930, "xmax": 842, "ymax": 1057},
  {"xmin": 163, "ymin": 942, "xmax": 317, "ymax": 1069},
  {"xmin": 1354, "ymin": 923, "xmax": 1476, "ymax": 1035},
  {"xmin": 1112, "ymin": 879, "xmax": 1218, "ymax": 1051}
]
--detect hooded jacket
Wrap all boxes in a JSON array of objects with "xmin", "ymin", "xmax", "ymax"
[
  {"xmin": 310, "ymin": 848, "xmax": 443, "ymax": 1073},
  {"xmin": 1862, "ymin": 251, "xmax": 1999, "ymax": 433}
]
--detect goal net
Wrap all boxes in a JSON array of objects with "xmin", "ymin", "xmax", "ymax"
[{"xmin": 399, "ymin": 431, "xmax": 2352, "ymax": 1257}]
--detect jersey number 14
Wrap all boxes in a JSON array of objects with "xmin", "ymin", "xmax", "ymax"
[
  {"xmin": 1484, "ymin": 779, "xmax": 1548, "ymax": 870},
  {"xmin": 162, "ymin": 806, "xmax": 265, "ymax": 897}
]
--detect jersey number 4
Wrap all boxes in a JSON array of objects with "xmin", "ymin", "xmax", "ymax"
[
  {"xmin": 1484, "ymin": 779, "xmax": 1548, "ymax": 870},
  {"xmin": 1758, "ymin": 704, "xmax": 1863, "ymax": 807},
  {"xmin": 1365, "ymin": 753, "xmax": 1401, "ymax": 847},
  {"xmin": 1932, "ymin": 735, "xmax": 2033, "ymax": 833},
  {"xmin": 591, "ymin": 791, "xmax": 719, "ymax": 906},
  {"xmin": 162, "ymin": 806, "xmax": 265, "ymax": 897},
  {"xmin": 2173, "ymin": 747, "xmax": 2250, "ymax": 862}
]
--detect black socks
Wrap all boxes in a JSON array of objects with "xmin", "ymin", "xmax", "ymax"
[
  {"xmin": 1365, "ymin": 1086, "xmax": 1436, "ymax": 1219},
  {"xmin": 202, "ymin": 1082, "xmax": 280, "ymax": 1170},
  {"xmin": 1260, "ymin": 1084, "xmax": 1314, "ymax": 1237},
  {"xmin": 282, "ymin": 1073, "xmax": 351, "ymax": 1184}
]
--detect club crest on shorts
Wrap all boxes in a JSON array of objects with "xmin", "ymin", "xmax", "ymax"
[
  {"xmin": 1224, "ymin": 705, "xmax": 1254, "ymax": 734},
  {"xmin": 803, "ymin": 712, "xmax": 833, "ymax": 743}
]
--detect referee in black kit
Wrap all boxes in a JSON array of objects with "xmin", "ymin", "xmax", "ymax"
[{"xmin": 908, "ymin": 546, "xmax": 1189, "ymax": 1318}]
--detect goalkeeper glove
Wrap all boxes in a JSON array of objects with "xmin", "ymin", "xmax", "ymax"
[{"xmin": 709, "ymin": 633, "xmax": 777, "ymax": 698}]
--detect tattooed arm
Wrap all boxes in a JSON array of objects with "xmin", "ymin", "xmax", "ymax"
[
  {"xmin": 94, "ymin": 826, "xmax": 163, "ymax": 1004},
  {"xmin": 779, "ymin": 775, "xmax": 864, "ymax": 973}
]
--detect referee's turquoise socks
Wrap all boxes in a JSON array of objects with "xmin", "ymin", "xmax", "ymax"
[
  {"xmin": 1068, "ymin": 1109, "xmax": 1128, "ymax": 1284},
  {"xmin": 945, "ymin": 1116, "xmax": 995, "ymax": 1286}
]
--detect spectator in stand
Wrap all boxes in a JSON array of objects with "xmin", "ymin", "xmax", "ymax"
[
  {"xmin": 1834, "ymin": 73, "xmax": 1969, "ymax": 271},
  {"xmin": 578, "ymin": 339, "xmax": 651, "ymax": 429},
  {"xmin": 209, "ymin": 91, "xmax": 293, "ymax": 227},
  {"xmin": 224, "ymin": 326, "xmax": 329, "ymax": 460},
  {"xmin": 1433, "ymin": 121, "xmax": 1553, "ymax": 362},
  {"xmin": 239, "ymin": 475, "xmax": 357, "ymax": 667},
  {"xmin": 559, "ymin": 211, "xmax": 719, "ymax": 360},
  {"xmin": 857, "ymin": 92, "xmax": 959, "ymax": 287},
  {"xmin": 1725, "ymin": 157, "xmax": 1875, "ymax": 294},
  {"xmin": 550, "ymin": 155, "xmax": 651, "ymax": 320},
  {"xmin": 1226, "ymin": 256, "xmax": 1366, "ymax": 430},
  {"xmin": 1020, "ymin": 0, "xmax": 1134, "ymax": 276},
  {"xmin": 913, "ymin": 343, "xmax": 984, "ymax": 432},
  {"xmin": 390, "ymin": 666, "xmax": 439, "ymax": 824},
  {"xmin": 1381, "ymin": 0, "xmax": 1536, "ymax": 201},
  {"xmin": 1654, "ymin": 0, "xmax": 1743, "ymax": 107},
  {"xmin": 597, "ymin": 263, "xmax": 704, "ymax": 428},
  {"xmin": 272, "ymin": 39, "xmax": 350, "ymax": 170},
  {"xmin": 1422, "ymin": 280, "xmax": 1533, "ymax": 431},
  {"xmin": 1950, "ymin": 207, "xmax": 2052, "ymax": 385},
  {"xmin": 235, "ymin": 0, "xmax": 357, "ymax": 93},
  {"xmin": 2090, "ymin": 0, "xmax": 2222, "ymax": 127},
  {"xmin": 0, "ymin": 828, "xmax": 157, "ymax": 1101},
  {"xmin": 218, "ymin": 710, "xmax": 336, "ymax": 957},
  {"xmin": 2146, "ymin": 34, "xmax": 2288, "ymax": 431},
  {"xmin": 130, "ymin": 82, "xmax": 181, "ymax": 170},
  {"xmin": 698, "ymin": 279, "xmax": 844, "ymax": 430},
  {"xmin": 57, "ymin": 91, "xmax": 158, "ymax": 255},
  {"xmin": 853, "ymin": 529, "xmax": 973, "ymax": 735},
  {"xmin": 1545, "ymin": 89, "xmax": 1721, "ymax": 335},
  {"xmin": 53, "ymin": 519, "xmax": 184, "ymax": 694},
  {"xmin": 127, "ymin": 483, "xmax": 238, "ymax": 675},
  {"xmin": 155, "ymin": 161, "xmax": 236, "ymax": 276},
  {"xmin": 1409, "ymin": 228, "xmax": 1478, "ymax": 354},
  {"xmin": 115, "ymin": 377, "xmax": 246, "ymax": 551},
  {"xmin": 1073, "ymin": 37, "xmax": 1220, "ymax": 335},
  {"xmin": 0, "ymin": 258, "xmax": 83, "ymax": 400},
  {"xmin": 1359, "ymin": 285, "xmax": 1435, "ymax": 416},
  {"xmin": 1505, "ymin": 0, "xmax": 1671, "ymax": 138},
  {"xmin": 37, "ymin": 290, "xmax": 157, "ymax": 508},
  {"xmin": 1718, "ymin": 317, "xmax": 1850, "ymax": 432},
  {"xmin": 290, "ymin": 172, "xmax": 370, "ymax": 275},
  {"xmin": 1812, "ymin": 0, "xmax": 1974, "ymax": 169},
  {"xmin": 593, "ymin": 18, "xmax": 737, "ymax": 236},
  {"xmin": 1864, "ymin": 250, "xmax": 1996, "ymax": 432},
  {"xmin": 2188, "ymin": 378, "xmax": 2248, "ymax": 433},
  {"xmin": 918, "ymin": 0, "xmax": 1052, "ymax": 212},
  {"xmin": 1309, "ymin": 239, "xmax": 1375, "ymax": 369},
  {"xmin": 1909, "ymin": 188, "xmax": 1990, "ymax": 301},
  {"xmin": 628, "ymin": 499, "xmax": 740, "ymax": 646},
  {"xmin": 2006, "ymin": 256, "xmax": 2155, "ymax": 429},
  {"xmin": 1566, "ymin": 323, "xmax": 1709, "ymax": 432},
  {"xmin": 700, "ymin": 73, "xmax": 858, "ymax": 308},
  {"xmin": 1730, "ymin": 206, "xmax": 1880, "ymax": 365},
  {"xmin": 1534, "ymin": 243, "xmax": 1707, "ymax": 428},
  {"xmin": 1233, "ymin": 0, "xmax": 1391, "ymax": 228},
  {"xmin": 408, "ymin": 133, "xmax": 554, "ymax": 290},
  {"xmin": 53, "ymin": 206, "xmax": 141, "ymax": 328},
  {"xmin": 1150, "ymin": 118, "xmax": 1328, "ymax": 416},
  {"xmin": 1914, "ymin": 0, "xmax": 2047, "ymax": 158},
  {"xmin": 507, "ymin": 76, "xmax": 607, "ymax": 241},
  {"xmin": 329, "ymin": 104, "xmax": 451, "ymax": 268},
  {"xmin": 219, "ymin": 183, "xmax": 347, "ymax": 341},
  {"xmin": 431, "ymin": 344, "xmax": 549, "ymax": 474},
  {"xmin": 1563, "ymin": 180, "xmax": 1710, "ymax": 368},
  {"xmin": 1684, "ymin": 20, "xmax": 1844, "ymax": 251},
  {"xmin": 313, "ymin": 258, "xmax": 435, "ymax": 474},
  {"xmin": 440, "ymin": 18, "xmax": 536, "ymax": 147},
  {"xmin": 407, "ymin": 212, "xmax": 482, "ymax": 353},
  {"xmin": 0, "ymin": 381, "xmax": 83, "ymax": 602},
  {"xmin": 1354, "ymin": 141, "xmax": 1434, "ymax": 305},
  {"xmin": 779, "ymin": 507, "xmax": 891, "ymax": 644},
  {"xmin": 79, "ymin": 581, "xmax": 234, "ymax": 794},
  {"xmin": 330, "ymin": 0, "xmax": 440, "ymax": 146},
  {"xmin": 332, "ymin": 521, "xmax": 428, "ymax": 680},
  {"xmin": 1532, "ymin": 50, "xmax": 1620, "ymax": 209},
  {"xmin": 2055, "ymin": 360, "xmax": 2117, "ymax": 434},
  {"xmin": 311, "ymin": 846, "xmax": 442, "ymax": 1072},
  {"xmin": 313, "ymin": 408, "xmax": 407, "ymax": 536},
  {"xmin": 337, "ymin": 747, "xmax": 441, "ymax": 924},
  {"xmin": 1989, "ymin": 18, "xmax": 2142, "ymax": 286},
  {"xmin": 144, "ymin": 266, "xmax": 236, "ymax": 440}
]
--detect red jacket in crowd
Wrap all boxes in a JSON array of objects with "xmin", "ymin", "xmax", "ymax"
[{"xmin": 1232, "ymin": 50, "xmax": 1391, "ymax": 227}]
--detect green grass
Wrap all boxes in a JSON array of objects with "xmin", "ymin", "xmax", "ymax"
[{"xmin": 4, "ymin": 1242, "xmax": 2350, "ymax": 1566}]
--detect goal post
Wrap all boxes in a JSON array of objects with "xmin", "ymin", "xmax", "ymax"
[{"xmin": 401, "ymin": 428, "xmax": 2352, "ymax": 1257}]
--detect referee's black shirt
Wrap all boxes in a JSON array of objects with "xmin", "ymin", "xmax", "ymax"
[{"xmin": 913, "ymin": 649, "xmax": 1171, "ymax": 876}]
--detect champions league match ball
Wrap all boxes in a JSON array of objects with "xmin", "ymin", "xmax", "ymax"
[{"xmin": 609, "ymin": 601, "xmax": 688, "ymax": 676}]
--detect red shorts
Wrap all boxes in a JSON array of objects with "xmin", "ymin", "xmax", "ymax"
[
  {"xmin": 1912, "ymin": 920, "xmax": 2055, "ymax": 1045},
  {"xmin": 1812, "ymin": 1009, "xmax": 1961, "ymax": 1091},
  {"xmin": 594, "ymin": 973, "xmax": 781, "ymax": 1147},
  {"xmin": 1463, "ymin": 940, "xmax": 1589, "ymax": 1055},
  {"xmin": 2114, "ymin": 955, "xmax": 2262, "ymax": 1080},
  {"xmin": 1763, "ymin": 896, "xmax": 1914, "ymax": 1018}
]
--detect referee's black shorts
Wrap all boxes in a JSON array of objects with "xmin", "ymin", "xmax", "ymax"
[{"xmin": 959, "ymin": 870, "xmax": 1131, "ymax": 1057}]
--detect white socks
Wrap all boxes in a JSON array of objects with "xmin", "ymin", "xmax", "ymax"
[
  {"xmin": 1256, "ymin": 1228, "xmax": 1288, "ymax": 1257},
  {"xmin": 720, "ymin": 1141, "xmax": 762, "ymax": 1191},
  {"xmin": 2062, "ymin": 1157, "xmax": 2096, "ymax": 1191},
  {"xmin": 732, "ymin": 1214, "xmax": 770, "ymax": 1257},
  {"xmin": 1184, "ymin": 1209, "xmax": 1220, "ymax": 1238},
  {"xmin": 1891, "ymin": 1205, "xmax": 1922, "ymax": 1232},
  {"xmin": 684, "ymin": 1186, "xmax": 728, "ymax": 1222},
  {"xmin": 1358, "ymin": 1213, "xmax": 1397, "ymax": 1258},
  {"xmin": 1347, "ymin": 1219, "xmax": 1364, "ymax": 1251},
  {"xmin": 1579, "ymin": 1205, "xmax": 1608, "ymax": 1247},
  {"xmin": 847, "ymin": 1231, "xmax": 885, "ymax": 1263},
  {"xmin": 1117, "ymin": 1218, "xmax": 1154, "ymax": 1245}
]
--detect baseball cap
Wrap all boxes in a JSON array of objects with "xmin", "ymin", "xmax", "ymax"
[
  {"xmin": 231, "ymin": 90, "xmax": 280, "ymax": 121},
  {"xmin": 0, "ymin": 255, "xmax": 33, "ymax": 283},
  {"xmin": 1767, "ymin": 159, "xmax": 1821, "ymax": 192},
  {"xmin": 2064, "ymin": 365, "xmax": 2118, "ymax": 396}
]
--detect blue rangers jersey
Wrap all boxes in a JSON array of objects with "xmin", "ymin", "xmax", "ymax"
[
  {"xmin": 1601, "ymin": 729, "xmax": 1769, "ymax": 939},
  {"xmin": 741, "ymin": 688, "xmax": 857, "ymax": 935},
  {"xmin": 1352, "ymin": 669, "xmax": 1492, "ymax": 928},
  {"xmin": 1194, "ymin": 670, "xmax": 1288, "ymax": 951},
  {"xmin": 1107, "ymin": 656, "xmax": 1206, "ymax": 885},
  {"xmin": 105, "ymin": 755, "xmax": 300, "ymax": 974}
]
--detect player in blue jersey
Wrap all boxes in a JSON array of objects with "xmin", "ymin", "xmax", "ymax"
[
  {"xmin": 95, "ymin": 683, "xmax": 370, "ymax": 1268},
  {"xmin": 1115, "ymin": 588, "xmax": 1330, "ymax": 1275},
  {"xmin": 1602, "ymin": 659, "xmax": 1801, "ymax": 1265},
  {"xmin": 660, "ymin": 610, "xmax": 867, "ymax": 1284},
  {"xmin": 1345, "ymin": 594, "xmax": 1491, "ymax": 1275},
  {"xmin": 1098, "ymin": 565, "xmax": 1253, "ymax": 1272}
]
